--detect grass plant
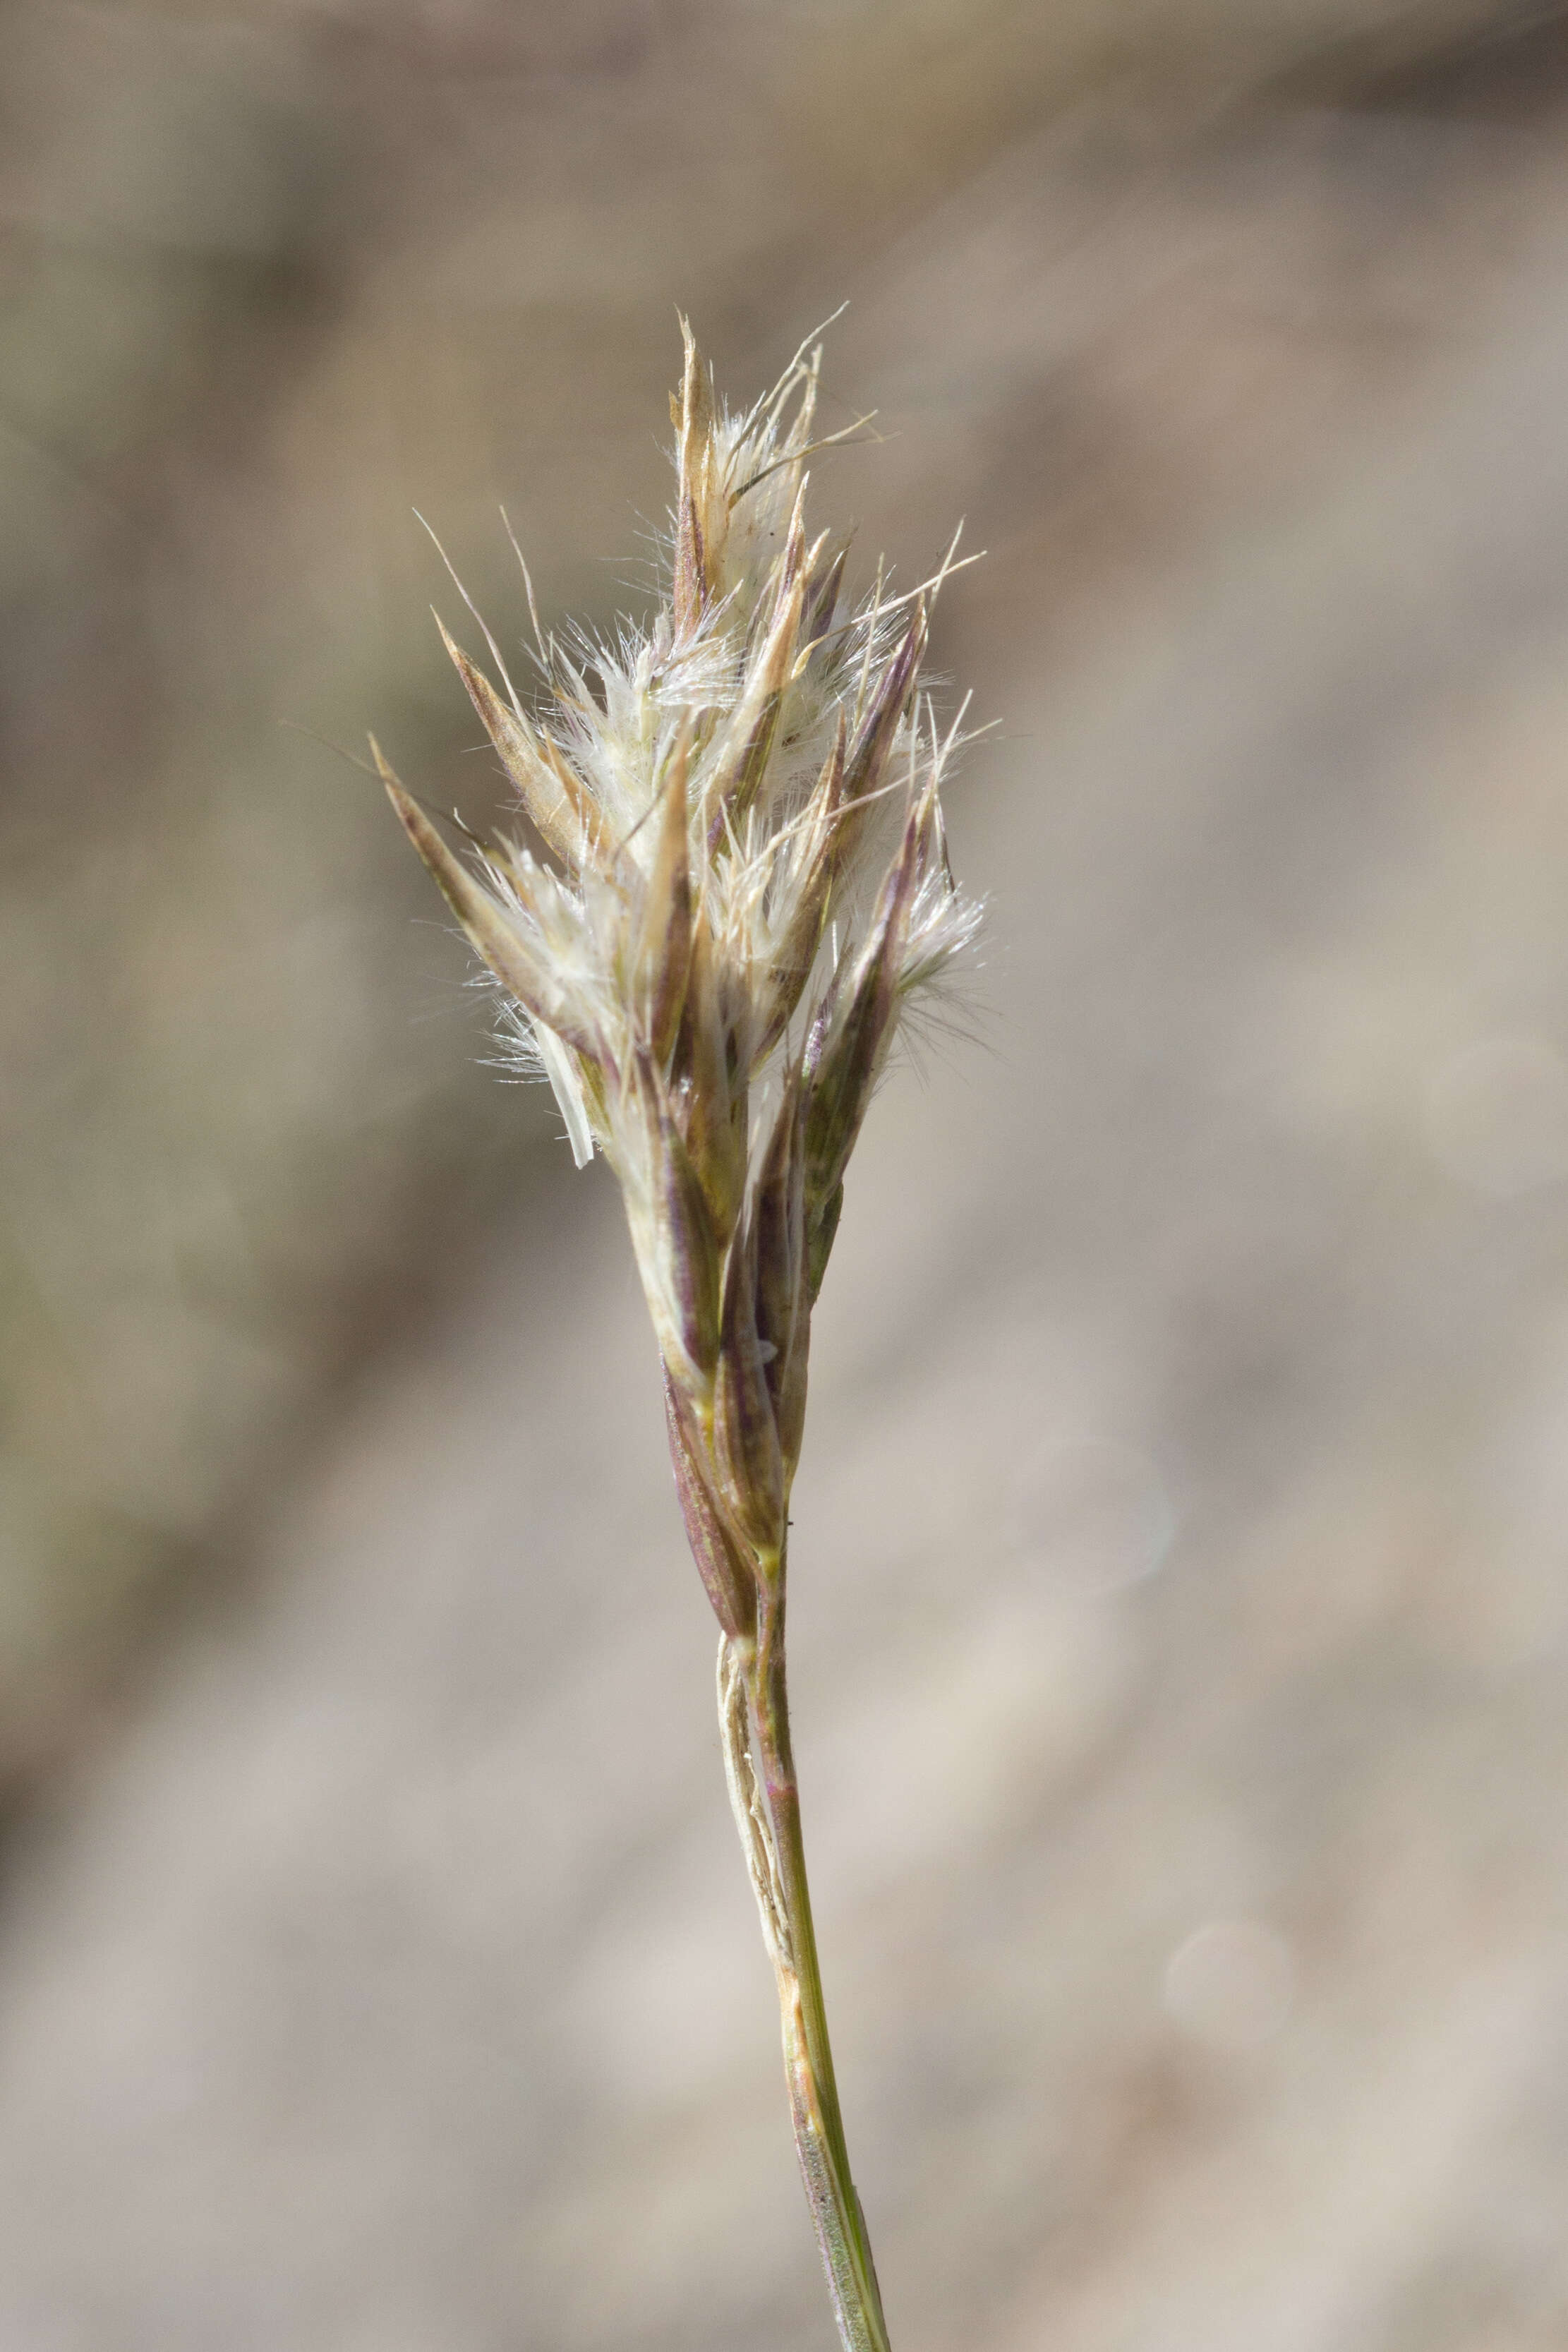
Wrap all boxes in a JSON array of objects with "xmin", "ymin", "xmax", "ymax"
[{"xmin": 379, "ymin": 320, "xmax": 979, "ymax": 2351}]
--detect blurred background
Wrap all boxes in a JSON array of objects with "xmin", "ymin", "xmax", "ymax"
[{"xmin": 4, "ymin": 0, "xmax": 1568, "ymax": 2345}]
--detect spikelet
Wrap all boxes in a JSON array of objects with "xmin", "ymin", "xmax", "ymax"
[{"xmin": 382, "ymin": 320, "xmax": 979, "ymax": 1552}]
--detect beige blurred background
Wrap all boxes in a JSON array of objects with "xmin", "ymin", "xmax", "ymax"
[{"xmin": 4, "ymin": 1, "xmax": 1568, "ymax": 2345}]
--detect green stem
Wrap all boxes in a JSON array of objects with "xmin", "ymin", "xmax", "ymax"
[{"xmin": 719, "ymin": 1594, "xmax": 892, "ymax": 2352}]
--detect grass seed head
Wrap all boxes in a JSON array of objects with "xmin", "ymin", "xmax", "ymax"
[{"xmin": 384, "ymin": 319, "xmax": 981, "ymax": 1591}]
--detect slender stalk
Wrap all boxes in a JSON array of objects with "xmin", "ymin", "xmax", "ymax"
[{"xmin": 719, "ymin": 1578, "xmax": 892, "ymax": 2352}]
